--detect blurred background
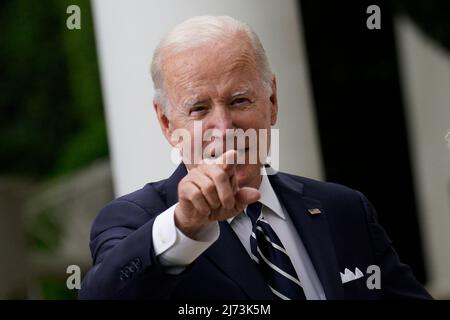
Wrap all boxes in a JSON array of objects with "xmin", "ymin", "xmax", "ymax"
[{"xmin": 0, "ymin": 0, "xmax": 449, "ymax": 299}]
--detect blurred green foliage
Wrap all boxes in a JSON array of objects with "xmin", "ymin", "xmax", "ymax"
[
  {"xmin": 0, "ymin": 0, "xmax": 109, "ymax": 300},
  {"xmin": 39, "ymin": 275, "xmax": 78, "ymax": 300},
  {"xmin": 28, "ymin": 208, "xmax": 62, "ymax": 253},
  {"xmin": 0, "ymin": 0, "xmax": 108, "ymax": 179}
]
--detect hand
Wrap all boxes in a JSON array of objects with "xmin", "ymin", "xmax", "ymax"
[{"xmin": 174, "ymin": 150, "xmax": 261, "ymax": 239}]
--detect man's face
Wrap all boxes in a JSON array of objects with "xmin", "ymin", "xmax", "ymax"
[{"xmin": 156, "ymin": 37, "xmax": 278, "ymax": 189}]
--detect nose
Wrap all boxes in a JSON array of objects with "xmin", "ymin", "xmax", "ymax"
[
  {"xmin": 202, "ymin": 106, "xmax": 235, "ymax": 154},
  {"xmin": 208, "ymin": 106, "xmax": 233, "ymax": 134}
]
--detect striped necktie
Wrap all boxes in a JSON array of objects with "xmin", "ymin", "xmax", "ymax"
[{"xmin": 246, "ymin": 201, "xmax": 307, "ymax": 300}]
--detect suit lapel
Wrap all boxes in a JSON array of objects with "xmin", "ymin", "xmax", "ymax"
[
  {"xmin": 204, "ymin": 222, "xmax": 274, "ymax": 299},
  {"xmin": 269, "ymin": 173, "xmax": 344, "ymax": 299}
]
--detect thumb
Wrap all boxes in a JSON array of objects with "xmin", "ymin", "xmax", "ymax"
[
  {"xmin": 211, "ymin": 187, "xmax": 261, "ymax": 222},
  {"xmin": 235, "ymin": 187, "xmax": 261, "ymax": 207}
]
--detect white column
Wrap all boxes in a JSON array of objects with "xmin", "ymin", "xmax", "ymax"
[
  {"xmin": 91, "ymin": 0, "xmax": 323, "ymax": 196},
  {"xmin": 395, "ymin": 16, "xmax": 450, "ymax": 297}
]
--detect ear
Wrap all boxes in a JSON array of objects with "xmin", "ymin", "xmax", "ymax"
[
  {"xmin": 153, "ymin": 101, "xmax": 174, "ymax": 146},
  {"xmin": 269, "ymin": 75, "xmax": 278, "ymax": 125}
]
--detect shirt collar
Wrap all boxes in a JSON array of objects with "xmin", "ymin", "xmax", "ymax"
[{"xmin": 228, "ymin": 168, "xmax": 285, "ymax": 223}]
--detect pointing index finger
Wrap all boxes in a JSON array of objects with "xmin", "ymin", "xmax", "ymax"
[{"xmin": 215, "ymin": 149, "xmax": 237, "ymax": 176}]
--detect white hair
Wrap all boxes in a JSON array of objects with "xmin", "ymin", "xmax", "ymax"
[{"xmin": 150, "ymin": 15, "xmax": 273, "ymax": 113}]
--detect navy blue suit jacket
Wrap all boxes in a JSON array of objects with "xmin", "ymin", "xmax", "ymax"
[{"xmin": 78, "ymin": 164, "xmax": 431, "ymax": 299}]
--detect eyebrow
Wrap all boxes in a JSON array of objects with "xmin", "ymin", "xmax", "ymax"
[
  {"xmin": 230, "ymin": 88, "xmax": 254, "ymax": 99},
  {"xmin": 183, "ymin": 98, "xmax": 211, "ymax": 108},
  {"xmin": 182, "ymin": 88, "xmax": 255, "ymax": 108}
]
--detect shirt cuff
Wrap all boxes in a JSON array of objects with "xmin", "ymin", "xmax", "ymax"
[{"xmin": 152, "ymin": 203, "xmax": 220, "ymax": 267}]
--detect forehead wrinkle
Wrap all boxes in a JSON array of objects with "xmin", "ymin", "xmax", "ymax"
[
  {"xmin": 221, "ymin": 51, "xmax": 257, "ymax": 76},
  {"xmin": 164, "ymin": 37, "xmax": 257, "ymax": 79},
  {"xmin": 164, "ymin": 41, "xmax": 261, "ymax": 107}
]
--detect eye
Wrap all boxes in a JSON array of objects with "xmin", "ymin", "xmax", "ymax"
[
  {"xmin": 189, "ymin": 106, "xmax": 207, "ymax": 115},
  {"xmin": 231, "ymin": 97, "xmax": 251, "ymax": 107}
]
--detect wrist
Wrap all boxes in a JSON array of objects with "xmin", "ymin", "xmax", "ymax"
[{"xmin": 174, "ymin": 205, "xmax": 207, "ymax": 239}]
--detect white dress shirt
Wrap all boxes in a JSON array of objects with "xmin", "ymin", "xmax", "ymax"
[{"xmin": 152, "ymin": 170, "xmax": 326, "ymax": 300}]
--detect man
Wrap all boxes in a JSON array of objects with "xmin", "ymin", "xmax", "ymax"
[{"xmin": 79, "ymin": 16, "xmax": 431, "ymax": 300}]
